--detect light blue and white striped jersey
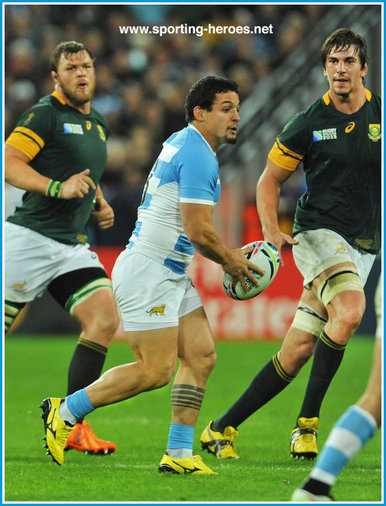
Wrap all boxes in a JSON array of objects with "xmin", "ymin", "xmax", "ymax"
[{"xmin": 126, "ymin": 124, "xmax": 221, "ymax": 274}]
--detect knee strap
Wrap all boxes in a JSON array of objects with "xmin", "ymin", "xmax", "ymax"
[
  {"xmin": 292, "ymin": 302, "xmax": 327, "ymax": 337},
  {"xmin": 5, "ymin": 300, "xmax": 26, "ymax": 333},
  {"xmin": 65, "ymin": 278, "xmax": 113, "ymax": 315},
  {"xmin": 317, "ymin": 266, "xmax": 363, "ymax": 307}
]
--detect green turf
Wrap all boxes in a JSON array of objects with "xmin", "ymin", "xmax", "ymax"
[{"xmin": 4, "ymin": 335, "xmax": 381, "ymax": 502}]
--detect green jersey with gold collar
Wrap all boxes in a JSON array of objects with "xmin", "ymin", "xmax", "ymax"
[
  {"xmin": 6, "ymin": 91, "xmax": 109, "ymax": 245},
  {"xmin": 268, "ymin": 89, "xmax": 381, "ymax": 254}
]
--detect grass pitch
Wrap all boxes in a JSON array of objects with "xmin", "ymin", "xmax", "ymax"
[{"xmin": 4, "ymin": 335, "xmax": 382, "ymax": 503}]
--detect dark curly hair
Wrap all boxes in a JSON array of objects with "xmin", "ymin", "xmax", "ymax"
[{"xmin": 184, "ymin": 76, "xmax": 239, "ymax": 123}]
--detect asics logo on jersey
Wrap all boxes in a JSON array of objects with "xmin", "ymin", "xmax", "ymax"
[
  {"xmin": 146, "ymin": 304, "xmax": 166, "ymax": 316},
  {"xmin": 345, "ymin": 122, "xmax": 355, "ymax": 133}
]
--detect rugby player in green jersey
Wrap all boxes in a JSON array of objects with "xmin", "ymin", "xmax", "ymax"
[
  {"xmin": 5, "ymin": 41, "xmax": 121, "ymax": 456},
  {"xmin": 201, "ymin": 28, "xmax": 381, "ymax": 461},
  {"xmin": 292, "ymin": 274, "xmax": 381, "ymax": 501}
]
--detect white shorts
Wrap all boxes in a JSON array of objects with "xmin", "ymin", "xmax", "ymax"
[
  {"xmin": 292, "ymin": 228, "xmax": 376, "ymax": 289},
  {"xmin": 5, "ymin": 222, "xmax": 104, "ymax": 303},
  {"xmin": 112, "ymin": 249, "xmax": 202, "ymax": 331}
]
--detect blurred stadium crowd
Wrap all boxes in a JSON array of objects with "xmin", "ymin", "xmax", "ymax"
[{"xmin": 5, "ymin": 4, "xmax": 331, "ymax": 245}]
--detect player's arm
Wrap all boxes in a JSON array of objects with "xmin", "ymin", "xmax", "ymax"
[
  {"xmin": 91, "ymin": 186, "xmax": 114, "ymax": 229},
  {"xmin": 5, "ymin": 144, "xmax": 96, "ymax": 199},
  {"xmin": 5, "ymin": 144, "xmax": 52, "ymax": 194},
  {"xmin": 180, "ymin": 202, "xmax": 262, "ymax": 291},
  {"xmin": 256, "ymin": 158, "xmax": 299, "ymax": 264}
]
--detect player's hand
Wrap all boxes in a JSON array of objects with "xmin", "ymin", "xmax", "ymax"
[
  {"xmin": 92, "ymin": 197, "xmax": 114, "ymax": 229},
  {"xmin": 222, "ymin": 246, "xmax": 264, "ymax": 292},
  {"xmin": 60, "ymin": 169, "xmax": 96, "ymax": 199},
  {"xmin": 264, "ymin": 230, "xmax": 298, "ymax": 266}
]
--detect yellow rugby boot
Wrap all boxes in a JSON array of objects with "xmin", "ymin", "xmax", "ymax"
[
  {"xmin": 290, "ymin": 417, "xmax": 319, "ymax": 459},
  {"xmin": 40, "ymin": 397, "xmax": 74, "ymax": 465},
  {"xmin": 200, "ymin": 421, "xmax": 239, "ymax": 459},
  {"xmin": 158, "ymin": 453, "xmax": 216, "ymax": 474}
]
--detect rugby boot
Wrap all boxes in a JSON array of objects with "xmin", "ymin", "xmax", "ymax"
[
  {"xmin": 200, "ymin": 421, "xmax": 239, "ymax": 458},
  {"xmin": 290, "ymin": 416, "xmax": 319, "ymax": 459},
  {"xmin": 40, "ymin": 397, "xmax": 74, "ymax": 465},
  {"xmin": 65, "ymin": 420, "xmax": 116, "ymax": 454},
  {"xmin": 159, "ymin": 453, "xmax": 216, "ymax": 474}
]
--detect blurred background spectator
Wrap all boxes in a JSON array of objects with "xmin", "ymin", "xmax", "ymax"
[{"xmin": 4, "ymin": 4, "xmax": 381, "ymax": 247}]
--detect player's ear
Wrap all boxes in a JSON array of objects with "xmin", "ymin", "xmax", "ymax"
[
  {"xmin": 361, "ymin": 62, "xmax": 368, "ymax": 79},
  {"xmin": 192, "ymin": 105, "xmax": 205, "ymax": 122},
  {"xmin": 51, "ymin": 71, "xmax": 58, "ymax": 85}
]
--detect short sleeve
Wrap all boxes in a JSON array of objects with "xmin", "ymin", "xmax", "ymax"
[
  {"xmin": 178, "ymin": 145, "xmax": 219, "ymax": 205},
  {"xmin": 268, "ymin": 112, "xmax": 308, "ymax": 171},
  {"xmin": 5, "ymin": 104, "xmax": 56, "ymax": 160}
]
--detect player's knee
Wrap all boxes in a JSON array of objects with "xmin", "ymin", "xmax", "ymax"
[
  {"xmin": 75, "ymin": 295, "xmax": 120, "ymax": 342},
  {"xmin": 100, "ymin": 309, "xmax": 121, "ymax": 338},
  {"xmin": 279, "ymin": 336, "xmax": 315, "ymax": 374},
  {"xmin": 147, "ymin": 361, "xmax": 176, "ymax": 389},
  {"xmin": 182, "ymin": 348, "xmax": 217, "ymax": 380},
  {"xmin": 199, "ymin": 349, "xmax": 217, "ymax": 378},
  {"xmin": 331, "ymin": 305, "xmax": 364, "ymax": 336}
]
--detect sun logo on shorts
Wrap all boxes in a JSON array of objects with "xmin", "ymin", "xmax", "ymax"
[{"xmin": 146, "ymin": 304, "xmax": 166, "ymax": 316}]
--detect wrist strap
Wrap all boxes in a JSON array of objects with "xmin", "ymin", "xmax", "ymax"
[{"xmin": 46, "ymin": 180, "xmax": 62, "ymax": 198}]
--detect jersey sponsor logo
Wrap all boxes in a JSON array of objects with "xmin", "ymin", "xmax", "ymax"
[
  {"xmin": 345, "ymin": 122, "xmax": 355, "ymax": 133},
  {"xmin": 312, "ymin": 128, "xmax": 337, "ymax": 142},
  {"xmin": 146, "ymin": 304, "xmax": 166, "ymax": 316},
  {"xmin": 335, "ymin": 245, "xmax": 346, "ymax": 254},
  {"xmin": 354, "ymin": 238, "xmax": 374, "ymax": 250},
  {"xmin": 368, "ymin": 124, "xmax": 381, "ymax": 142},
  {"xmin": 63, "ymin": 123, "xmax": 84, "ymax": 135},
  {"xmin": 23, "ymin": 113, "xmax": 35, "ymax": 126},
  {"xmin": 97, "ymin": 125, "xmax": 106, "ymax": 142},
  {"xmin": 76, "ymin": 234, "xmax": 88, "ymax": 244},
  {"xmin": 11, "ymin": 281, "xmax": 27, "ymax": 289}
]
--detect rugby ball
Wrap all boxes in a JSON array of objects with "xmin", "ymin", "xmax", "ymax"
[{"xmin": 223, "ymin": 241, "xmax": 280, "ymax": 300}]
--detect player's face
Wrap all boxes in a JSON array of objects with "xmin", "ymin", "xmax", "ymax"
[
  {"xmin": 324, "ymin": 45, "xmax": 368, "ymax": 98},
  {"xmin": 201, "ymin": 91, "xmax": 240, "ymax": 150},
  {"xmin": 52, "ymin": 50, "xmax": 96, "ymax": 109}
]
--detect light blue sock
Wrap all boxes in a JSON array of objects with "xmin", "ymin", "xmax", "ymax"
[
  {"xmin": 167, "ymin": 423, "xmax": 195, "ymax": 459},
  {"xmin": 311, "ymin": 405, "xmax": 377, "ymax": 485},
  {"xmin": 65, "ymin": 388, "xmax": 95, "ymax": 421}
]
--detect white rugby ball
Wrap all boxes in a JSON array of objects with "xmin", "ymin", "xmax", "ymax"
[{"xmin": 223, "ymin": 241, "xmax": 280, "ymax": 300}]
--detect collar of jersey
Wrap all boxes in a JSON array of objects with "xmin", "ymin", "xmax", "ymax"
[
  {"xmin": 323, "ymin": 88, "xmax": 372, "ymax": 106},
  {"xmin": 51, "ymin": 90, "xmax": 66, "ymax": 105},
  {"xmin": 188, "ymin": 123, "xmax": 217, "ymax": 155}
]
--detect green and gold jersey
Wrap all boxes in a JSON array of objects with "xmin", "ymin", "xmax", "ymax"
[
  {"xmin": 268, "ymin": 89, "xmax": 381, "ymax": 254},
  {"xmin": 6, "ymin": 91, "xmax": 109, "ymax": 245}
]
